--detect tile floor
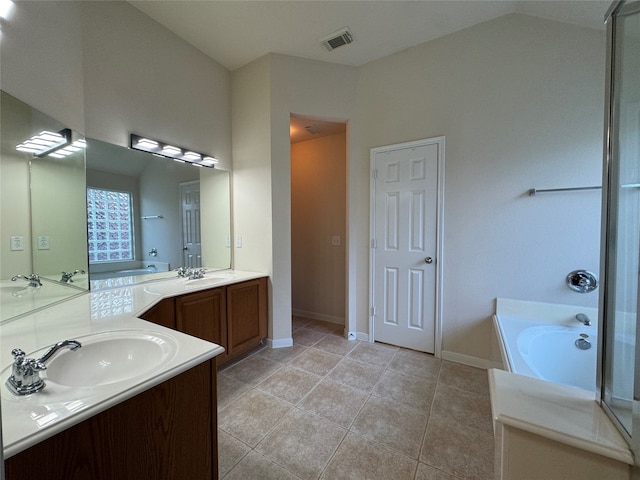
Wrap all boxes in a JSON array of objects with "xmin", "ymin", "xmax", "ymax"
[{"xmin": 217, "ymin": 316, "xmax": 495, "ymax": 480}]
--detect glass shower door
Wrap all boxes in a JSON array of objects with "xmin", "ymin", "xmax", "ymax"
[{"xmin": 601, "ymin": 0, "xmax": 640, "ymax": 454}]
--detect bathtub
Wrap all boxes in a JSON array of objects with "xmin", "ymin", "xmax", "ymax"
[{"xmin": 493, "ymin": 298, "xmax": 599, "ymax": 391}]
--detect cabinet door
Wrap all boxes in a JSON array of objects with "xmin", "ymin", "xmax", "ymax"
[
  {"xmin": 140, "ymin": 297, "xmax": 176, "ymax": 329},
  {"xmin": 176, "ymin": 288, "xmax": 227, "ymax": 357},
  {"xmin": 226, "ymin": 278, "xmax": 267, "ymax": 359}
]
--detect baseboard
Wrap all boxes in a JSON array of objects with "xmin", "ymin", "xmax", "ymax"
[
  {"xmin": 265, "ymin": 337, "xmax": 294, "ymax": 349},
  {"xmin": 292, "ymin": 309, "xmax": 344, "ymax": 325},
  {"xmin": 441, "ymin": 350, "xmax": 504, "ymax": 370},
  {"xmin": 343, "ymin": 330, "xmax": 357, "ymax": 341}
]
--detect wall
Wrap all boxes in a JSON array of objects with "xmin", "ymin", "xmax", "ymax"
[
  {"xmin": 356, "ymin": 14, "xmax": 605, "ymax": 364},
  {"xmin": 291, "ymin": 132, "xmax": 346, "ymax": 324}
]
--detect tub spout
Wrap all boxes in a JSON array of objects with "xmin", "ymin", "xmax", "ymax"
[{"xmin": 576, "ymin": 313, "xmax": 591, "ymax": 326}]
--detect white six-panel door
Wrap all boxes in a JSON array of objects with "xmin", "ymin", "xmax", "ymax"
[{"xmin": 370, "ymin": 137, "xmax": 444, "ymax": 353}]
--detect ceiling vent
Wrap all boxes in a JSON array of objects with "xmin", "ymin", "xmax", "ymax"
[
  {"xmin": 320, "ymin": 27, "xmax": 354, "ymax": 52},
  {"xmin": 304, "ymin": 125, "xmax": 320, "ymax": 135}
]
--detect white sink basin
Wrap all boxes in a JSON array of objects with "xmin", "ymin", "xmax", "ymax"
[{"xmin": 43, "ymin": 330, "xmax": 177, "ymax": 388}]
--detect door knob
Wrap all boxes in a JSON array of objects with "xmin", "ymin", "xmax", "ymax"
[{"xmin": 425, "ymin": 257, "xmax": 433, "ymax": 264}]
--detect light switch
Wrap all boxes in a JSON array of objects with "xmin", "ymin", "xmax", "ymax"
[
  {"xmin": 235, "ymin": 235, "xmax": 242, "ymax": 248},
  {"xmin": 225, "ymin": 235, "xmax": 231, "ymax": 247},
  {"xmin": 331, "ymin": 235, "xmax": 341, "ymax": 246},
  {"xmin": 10, "ymin": 236, "xmax": 24, "ymax": 251},
  {"xmin": 37, "ymin": 236, "xmax": 50, "ymax": 250}
]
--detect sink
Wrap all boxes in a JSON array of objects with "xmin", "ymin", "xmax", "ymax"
[{"xmin": 42, "ymin": 330, "xmax": 177, "ymax": 388}]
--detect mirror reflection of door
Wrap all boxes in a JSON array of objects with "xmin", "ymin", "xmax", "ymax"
[{"xmin": 181, "ymin": 181, "xmax": 201, "ymax": 267}]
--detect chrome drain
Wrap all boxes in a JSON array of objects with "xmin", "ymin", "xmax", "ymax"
[{"xmin": 575, "ymin": 338, "xmax": 591, "ymax": 350}]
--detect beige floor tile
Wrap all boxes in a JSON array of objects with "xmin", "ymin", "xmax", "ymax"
[
  {"xmin": 217, "ymin": 429, "xmax": 250, "ymax": 478},
  {"xmin": 218, "ymin": 389, "xmax": 292, "ymax": 447},
  {"xmin": 257, "ymin": 365, "xmax": 322, "ymax": 404},
  {"xmin": 347, "ymin": 342, "xmax": 398, "ymax": 367},
  {"xmin": 254, "ymin": 344, "xmax": 307, "ymax": 363},
  {"xmin": 222, "ymin": 450, "xmax": 301, "ymax": 480},
  {"xmin": 288, "ymin": 347, "xmax": 343, "ymax": 376},
  {"xmin": 303, "ymin": 319, "xmax": 344, "ymax": 335},
  {"xmin": 313, "ymin": 335, "xmax": 359, "ymax": 356},
  {"xmin": 293, "ymin": 315, "xmax": 313, "ymax": 328},
  {"xmin": 321, "ymin": 432, "xmax": 417, "ymax": 480},
  {"xmin": 327, "ymin": 357, "xmax": 386, "ymax": 393},
  {"xmin": 388, "ymin": 349, "xmax": 441, "ymax": 381},
  {"xmin": 256, "ymin": 408, "xmax": 347, "ymax": 480},
  {"xmin": 438, "ymin": 361, "xmax": 489, "ymax": 397},
  {"xmin": 222, "ymin": 355, "xmax": 283, "ymax": 386},
  {"xmin": 372, "ymin": 370, "xmax": 437, "ymax": 410},
  {"xmin": 298, "ymin": 378, "xmax": 369, "ymax": 427},
  {"xmin": 292, "ymin": 328, "xmax": 327, "ymax": 346},
  {"xmin": 415, "ymin": 463, "xmax": 460, "ymax": 480},
  {"xmin": 351, "ymin": 395, "xmax": 429, "ymax": 459},
  {"xmin": 420, "ymin": 415, "xmax": 494, "ymax": 480},
  {"xmin": 431, "ymin": 383, "xmax": 493, "ymax": 432},
  {"xmin": 217, "ymin": 373, "xmax": 252, "ymax": 410}
]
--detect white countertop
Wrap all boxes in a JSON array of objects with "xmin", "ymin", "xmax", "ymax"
[
  {"xmin": 1, "ymin": 269, "xmax": 266, "ymax": 458},
  {"xmin": 488, "ymin": 368, "xmax": 633, "ymax": 465}
]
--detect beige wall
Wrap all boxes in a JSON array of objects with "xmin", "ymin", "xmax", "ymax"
[
  {"xmin": 356, "ymin": 14, "xmax": 605, "ymax": 364},
  {"xmin": 291, "ymin": 132, "xmax": 346, "ymax": 324}
]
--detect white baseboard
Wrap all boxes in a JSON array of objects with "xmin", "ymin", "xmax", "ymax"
[
  {"xmin": 265, "ymin": 337, "xmax": 293, "ymax": 349},
  {"xmin": 292, "ymin": 309, "xmax": 344, "ymax": 325},
  {"xmin": 441, "ymin": 350, "xmax": 504, "ymax": 370}
]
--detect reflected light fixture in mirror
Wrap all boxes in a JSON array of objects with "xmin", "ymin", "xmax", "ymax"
[
  {"xmin": 16, "ymin": 129, "xmax": 87, "ymax": 159},
  {"xmin": 130, "ymin": 134, "xmax": 219, "ymax": 168}
]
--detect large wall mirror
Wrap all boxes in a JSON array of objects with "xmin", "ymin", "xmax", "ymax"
[
  {"xmin": 86, "ymin": 139, "xmax": 231, "ymax": 283},
  {"xmin": 1, "ymin": 90, "xmax": 232, "ymax": 322},
  {"xmin": 0, "ymin": 90, "xmax": 89, "ymax": 322}
]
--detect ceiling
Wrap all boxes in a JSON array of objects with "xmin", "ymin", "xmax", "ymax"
[
  {"xmin": 129, "ymin": 0, "xmax": 610, "ymax": 144},
  {"xmin": 129, "ymin": 1, "xmax": 609, "ymax": 72}
]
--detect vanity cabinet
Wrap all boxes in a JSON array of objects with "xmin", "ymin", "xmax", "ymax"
[
  {"xmin": 5, "ymin": 359, "xmax": 218, "ymax": 480},
  {"xmin": 141, "ymin": 277, "xmax": 268, "ymax": 366}
]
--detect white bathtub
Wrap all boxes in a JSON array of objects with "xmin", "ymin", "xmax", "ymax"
[{"xmin": 494, "ymin": 298, "xmax": 599, "ymax": 391}]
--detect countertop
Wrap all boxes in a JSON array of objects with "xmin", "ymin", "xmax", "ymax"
[{"xmin": 0, "ymin": 269, "xmax": 266, "ymax": 458}]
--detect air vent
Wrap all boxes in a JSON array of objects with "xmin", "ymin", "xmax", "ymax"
[
  {"xmin": 305, "ymin": 125, "xmax": 320, "ymax": 135},
  {"xmin": 320, "ymin": 27, "xmax": 354, "ymax": 52}
]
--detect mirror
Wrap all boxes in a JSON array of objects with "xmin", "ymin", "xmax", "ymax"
[
  {"xmin": 0, "ymin": 90, "xmax": 89, "ymax": 322},
  {"xmin": 85, "ymin": 138, "xmax": 231, "ymax": 286}
]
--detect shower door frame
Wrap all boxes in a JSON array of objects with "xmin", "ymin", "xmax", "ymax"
[{"xmin": 599, "ymin": 0, "xmax": 640, "ymax": 467}]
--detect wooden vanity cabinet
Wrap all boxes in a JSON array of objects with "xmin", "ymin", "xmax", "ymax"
[
  {"xmin": 5, "ymin": 359, "xmax": 218, "ymax": 480},
  {"xmin": 141, "ymin": 277, "xmax": 268, "ymax": 366},
  {"xmin": 175, "ymin": 287, "xmax": 227, "ymax": 355}
]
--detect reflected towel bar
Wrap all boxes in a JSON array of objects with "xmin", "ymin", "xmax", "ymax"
[
  {"xmin": 528, "ymin": 186, "xmax": 601, "ymax": 196},
  {"xmin": 141, "ymin": 215, "xmax": 164, "ymax": 220}
]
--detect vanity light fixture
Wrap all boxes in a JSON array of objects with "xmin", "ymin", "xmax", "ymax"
[
  {"xmin": 15, "ymin": 129, "xmax": 86, "ymax": 158},
  {"xmin": 130, "ymin": 133, "xmax": 218, "ymax": 168}
]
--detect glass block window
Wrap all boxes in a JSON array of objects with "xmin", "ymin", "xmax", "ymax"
[{"xmin": 87, "ymin": 188, "xmax": 134, "ymax": 263}]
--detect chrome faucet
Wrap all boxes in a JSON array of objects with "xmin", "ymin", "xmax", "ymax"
[
  {"xmin": 11, "ymin": 274, "xmax": 42, "ymax": 288},
  {"xmin": 576, "ymin": 313, "xmax": 591, "ymax": 326},
  {"xmin": 60, "ymin": 269, "xmax": 86, "ymax": 283},
  {"xmin": 175, "ymin": 267, "xmax": 206, "ymax": 280},
  {"xmin": 6, "ymin": 340, "xmax": 82, "ymax": 396}
]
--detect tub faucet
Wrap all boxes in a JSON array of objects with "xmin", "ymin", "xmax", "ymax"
[
  {"xmin": 5, "ymin": 340, "xmax": 82, "ymax": 396},
  {"xmin": 60, "ymin": 269, "xmax": 86, "ymax": 283},
  {"xmin": 11, "ymin": 274, "xmax": 42, "ymax": 288},
  {"xmin": 576, "ymin": 313, "xmax": 591, "ymax": 326}
]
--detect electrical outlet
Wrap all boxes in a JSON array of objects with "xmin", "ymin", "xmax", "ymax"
[
  {"xmin": 225, "ymin": 235, "xmax": 231, "ymax": 247},
  {"xmin": 37, "ymin": 236, "xmax": 50, "ymax": 250},
  {"xmin": 331, "ymin": 235, "xmax": 341, "ymax": 246},
  {"xmin": 10, "ymin": 236, "xmax": 24, "ymax": 251},
  {"xmin": 235, "ymin": 235, "xmax": 242, "ymax": 248}
]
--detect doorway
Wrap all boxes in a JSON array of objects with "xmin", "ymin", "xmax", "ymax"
[
  {"xmin": 369, "ymin": 137, "xmax": 444, "ymax": 354},
  {"xmin": 290, "ymin": 115, "xmax": 347, "ymax": 332}
]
